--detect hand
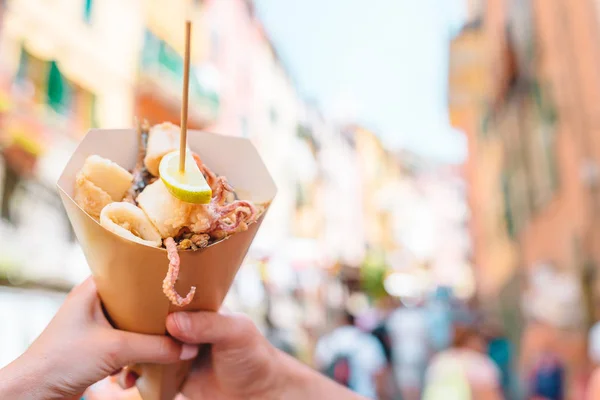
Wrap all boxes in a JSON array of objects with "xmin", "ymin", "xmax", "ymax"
[
  {"xmin": 0, "ymin": 277, "xmax": 198, "ymax": 400},
  {"xmin": 82, "ymin": 376, "xmax": 142, "ymax": 400},
  {"xmin": 166, "ymin": 311, "xmax": 366, "ymax": 400},
  {"xmin": 166, "ymin": 311, "xmax": 283, "ymax": 399}
]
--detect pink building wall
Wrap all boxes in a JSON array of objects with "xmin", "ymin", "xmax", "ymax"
[{"xmin": 202, "ymin": 0, "xmax": 255, "ymax": 138}]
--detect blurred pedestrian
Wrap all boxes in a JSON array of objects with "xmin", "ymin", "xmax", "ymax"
[
  {"xmin": 589, "ymin": 318, "xmax": 600, "ymax": 369},
  {"xmin": 422, "ymin": 314, "xmax": 503, "ymax": 400},
  {"xmin": 484, "ymin": 323, "xmax": 515, "ymax": 398},
  {"xmin": 584, "ymin": 317, "xmax": 600, "ymax": 400},
  {"xmin": 371, "ymin": 312, "xmax": 401, "ymax": 400},
  {"xmin": 386, "ymin": 300, "xmax": 430, "ymax": 400},
  {"xmin": 426, "ymin": 289, "xmax": 453, "ymax": 353},
  {"xmin": 315, "ymin": 311, "xmax": 386, "ymax": 399},
  {"xmin": 522, "ymin": 320, "xmax": 564, "ymax": 400}
]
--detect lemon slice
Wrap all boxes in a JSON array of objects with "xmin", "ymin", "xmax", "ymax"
[{"xmin": 159, "ymin": 151, "xmax": 212, "ymax": 204}]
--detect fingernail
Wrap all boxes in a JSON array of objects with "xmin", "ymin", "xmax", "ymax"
[
  {"xmin": 125, "ymin": 371, "xmax": 139, "ymax": 389},
  {"xmin": 173, "ymin": 312, "xmax": 191, "ymax": 332},
  {"xmin": 180, "ymin": 344, "xmax": 199, "ymax": 360},
  {"xmin": 118, "ymin": 369, "xmax": 139, "ymax": 389}
]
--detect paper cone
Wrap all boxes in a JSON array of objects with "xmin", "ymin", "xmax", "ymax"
[{"xmin": 57, "ymin": 128, "xmax": 276, "ymax": 400}]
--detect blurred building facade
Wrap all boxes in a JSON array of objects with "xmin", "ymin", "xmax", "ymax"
[
  {"xmin": 451, "ymin": 0, "xmax": 600, "ymax": 389},
  {"xmin": 1, "ymin": 0, "xmax": 143, "ymax": 131},
  {"xmin": 0, "ymin": 0, "xmax": 146, "ymax": 290},
  {"xmin": 350, "ymin": 125, "xmax": 399, "ymax": 253},
  {"xmin": 449, "ymin": 14, "xmax": 518, "ymax": 300}
]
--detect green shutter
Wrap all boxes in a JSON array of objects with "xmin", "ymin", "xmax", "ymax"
[
  {"xmin": 83, "ymin": 0, "xmax": 93, "ymax": 24},
  {"xmin": 158, "ymin": 41, "xmax": 183, "ymax": 76},
  {"xmin": 141, "ymin": 30, "xmax": 160, "ymax": 70},
  {"xmin": 47, "ymin": 61, "xmax": 71, "ymax": 114},
  {"xmin": 502, "ymin": 173, "xmax": 516, "ymax": 238}
]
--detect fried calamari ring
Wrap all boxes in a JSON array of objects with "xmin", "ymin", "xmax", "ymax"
[{"xmin": 100, "ymin": 202, "xmax": 162, "ymax": 247}]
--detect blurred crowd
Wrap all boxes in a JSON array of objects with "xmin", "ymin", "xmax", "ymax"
[{"xmin": 293, "ymin": 288, "xmax": 587, "ymax": 400}]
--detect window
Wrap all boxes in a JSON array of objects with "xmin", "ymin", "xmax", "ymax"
[
  {"xmin": 16, "ymin": 46, "xmax": 49, "ymax": 104},
  {"xmin": 502, "ymin": 173, "xmax": 515, "ymax": 238},
  {"xmin": 14, "ymin": 47, "xmax": 75, "ymax": 114},
  {"xmin": 158, "ymin": 41, "xmax": 183, "ymax": 76},
  {"xmin": 83, "ymin": 0, "xmax": 94, "ymax": 24},
  {"xmin": 141, "ymin": 30, "xmax": 161, "ymax": 70},
  {"xmin": 141, "ymin": 30, "xmax": 184, "ymax": 77},
  {"xmin": 47, "ymin": 61, "xmax": 71, "ymax": 115},
  {"xmin": 527, "ymin": 81, "xmax": 559, "ymax": 209}
]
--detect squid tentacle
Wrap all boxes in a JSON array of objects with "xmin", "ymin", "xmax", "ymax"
[{"xmin": 163, "ymin": 237, "xmax": 196, "ymax": 307}]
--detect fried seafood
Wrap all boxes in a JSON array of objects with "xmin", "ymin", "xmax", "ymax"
[
  {"xmin": 137, "ymin": 180, "xmax": 200, "ymax": 238},
  {"xmin": 74, "ymin": 175, "xmax": 113, "ymax": 218},
  {"xmin": 73, "ymin": 122, "xmax": 262, "ymax": 307},
  {"xmin": 75, "ymin": 155, "xmax": 133, "ymax": 218},
  {"xmin": 174, "ymin": 228, "xmax": 210, "ymax": 250},
  {"xmin": 144, "ymin": 122, "xmax": 187, "ymax": 176},
  {"xmin": 80, "ymin": 155, "xmax": 133, "ymax": 201},
  {"xmin": 100, "ymin": 202, "xmax": 162, "ymax": 247},
  {"xmin": 193, "ymin": 153, "xmax": 218, "ymax": 191},
  {"xmin": 137, "ymin": 178, "xmax": 257, "ymax": 240},
  {"xmin": 163, "ymin": 237, "xmax": 196, "ymax": 307}
]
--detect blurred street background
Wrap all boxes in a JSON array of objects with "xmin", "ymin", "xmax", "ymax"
[{"xmin": 2, "ymin": 0, "xmax": 600, "ymax": 399}]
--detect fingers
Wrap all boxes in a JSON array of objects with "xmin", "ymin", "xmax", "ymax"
[
  {"xmin": 116, "ymin": 367, "xmax": 139, "ymax": 390},
  {"xmin": 69, "ymin": 276, "xmax": 97, "ymax": 300},
  {"xmin": 166, "ymin": 311, "xmax": 257, "ymax": 347},
  {"xmin": 63, "ymin": 276, "xmax": 99, "ymax": 316},
  {"xmin": 110, "ymin": 331, "xmax": 198, "ymax": 366}
]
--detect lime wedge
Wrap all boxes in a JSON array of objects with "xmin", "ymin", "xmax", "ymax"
[{"xmin": 159, "ymin": 151, "xmax": 212, "ymax": 204}]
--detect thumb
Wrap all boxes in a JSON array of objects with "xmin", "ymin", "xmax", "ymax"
[
  {"xmin": 110, "ymin": 331, "xmax": 199, "ymax": 366},
  {"xmin": 166, "ymin": 311, "xmax": 257, "ymax": 347}
]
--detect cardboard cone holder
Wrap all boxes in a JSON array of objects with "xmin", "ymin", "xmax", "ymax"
[{"xmin": 57, "ymin": 128, "xmax": 276, "ymax": 400}]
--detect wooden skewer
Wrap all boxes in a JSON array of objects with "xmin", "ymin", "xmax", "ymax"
[{"xmin": 179, "ymin": 20, "xmax": 192, "ymax": 173}]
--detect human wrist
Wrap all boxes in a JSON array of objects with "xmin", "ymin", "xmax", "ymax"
[
  {"xmin": 2, "ymin": 349, "xmax": 81, "ymax": 400},
  {"xmin": 0, "ymin": 352, "xmax": 54, "ymax": 399},
  {"xmin": 0, "ymin": 361, "xmax": 21, "ymax": 399},
  {"xmin": 251, "ymin": 350, "xmax": 307, "ymax": 400},
  {"xmin": 263, "ymin": 349, "xmax": 367, "ymax": 400}
]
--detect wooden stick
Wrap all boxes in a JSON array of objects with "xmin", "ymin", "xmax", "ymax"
[{"xmin": 179, "ymin": 20, "xmax": 192, "ymax": 172}]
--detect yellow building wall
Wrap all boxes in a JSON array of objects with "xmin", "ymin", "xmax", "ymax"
[{"xmin": 1, "ymin": 0, "xmax": 143, "ymax": 128}]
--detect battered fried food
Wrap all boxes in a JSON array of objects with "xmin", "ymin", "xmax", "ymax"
[
  {"xmin": 73, "ymin": 122, "xmax": 262, "ymax": 307},
  {"xmin": 100, "ymin": 202, "xmax": 162, "ymax": 247}
]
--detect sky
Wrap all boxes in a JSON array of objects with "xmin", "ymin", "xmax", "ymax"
[{"xmin": 254, "ymin": 0, "xmax": 468, "ymax": 164}]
